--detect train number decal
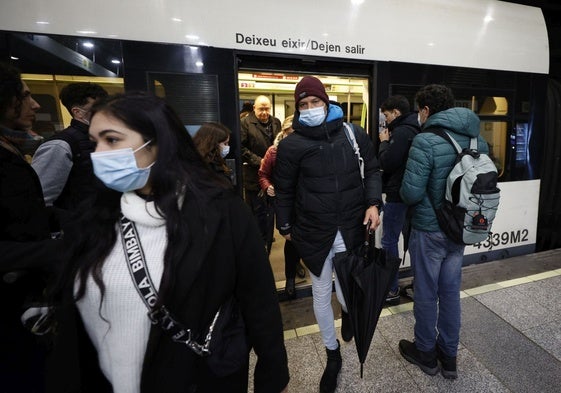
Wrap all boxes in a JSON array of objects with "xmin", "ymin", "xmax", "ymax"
[{"xmin": 472, "ymin": 229, "xmax": 529, "ymax": 251}]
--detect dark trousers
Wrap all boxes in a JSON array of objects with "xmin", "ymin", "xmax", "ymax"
[
  {"xmin": 284, "ymin": 239, "xmax": 302, "ymax": 280},
  {"xmin": 244, "ymin": 189, "xmax": 274, "ymax": 254},
  {"xmin": 1, "ymin": 316, "xmax": 47, "ymax": 393}
]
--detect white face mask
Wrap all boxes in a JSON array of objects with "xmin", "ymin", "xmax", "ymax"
[
  {"xmin": 417, "ymin": 113, "xmax": 423, "ymax": 126},
  {"xmin": 220, "ymin": 144, "xmax": 230, "ymax": 158},
  {"xmin": 74, "ymin": 107, "xmax": 91, "ymax": 125},
  {"xmin": 299, "ymin": 106, "xmax": 326, "ymax": 127},
  {"xmin": 91, "ymin": 140, "xmax": 155, "ymax": 192}
]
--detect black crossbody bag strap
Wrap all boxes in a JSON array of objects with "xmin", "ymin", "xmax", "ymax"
[{"xmin": 118, "ymin": 214, "xmax": 219, "ymax": 356}]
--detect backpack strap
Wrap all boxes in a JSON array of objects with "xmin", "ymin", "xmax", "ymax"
[
  {"xmin": 469, "ymin": 136, "xmax": 478, "ymax": 150},
  {"xmin": 429, "ymin": 127, "xmax": 479, "ymax": 153},
  {"xmin": 428, "ymin": 128, "xmax": 460, "ymax": 153},
  {"xmin": 342, "ymin": 122, "xmax": 364, "ymax": 181}
]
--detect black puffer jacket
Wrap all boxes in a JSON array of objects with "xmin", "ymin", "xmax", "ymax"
[
  {"xmin": 378, "ymin": 112, "xmax": 420, "ymax": 202},
  {"xmin": 274, "ymin": 106, "xmax": 382, "ymax": 276}
]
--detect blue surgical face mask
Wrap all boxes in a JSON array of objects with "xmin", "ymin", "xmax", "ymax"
[
  {"xmin": 91, "ymin": 140, "xmax": 155, "ymax": 192},
  {"xmin": 299, "ymin": 106, "xmax": 326, "ymax": 127},
  {"xmin": 220, "ymin": 145, "xmax": 230, "ymax": 158}
]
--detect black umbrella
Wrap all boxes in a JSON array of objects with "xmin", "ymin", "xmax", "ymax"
[{"xmin": 333, "ymin": 229, "xmax": 401, "ymax": 378}]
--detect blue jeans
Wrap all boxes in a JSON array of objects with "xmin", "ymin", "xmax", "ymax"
[
  {"xmin": 381, "ymin": 202, "xmax": 408, "ymax": 293},
  {"xmin": 409, "ymin": 229, "xmax": 465, "ymax": 357}
]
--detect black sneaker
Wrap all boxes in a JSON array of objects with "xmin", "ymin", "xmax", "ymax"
[
  {"xmin": 320, "ymin": 340, "xmax": 342, "ymax": 393},
  {"xmin": 385, "ymin": 289, "xmax": 401, "ymax": 306},
  {"xmin": 437, "ymin": 345, "xmax": 458, "ymax": 379},
  {"xmin": 341, "ymin": 309, "xmax": 353, "ymax": 342},
  {"xmin": 399, "ymin": 339, "xmax": 439, "ymax": 376},
  {"xmin": 401, "ymin": 283, "xmax": 414, "ymax": 300}
]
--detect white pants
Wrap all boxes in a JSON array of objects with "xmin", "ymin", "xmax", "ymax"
[{"xmin": 310, "ymin": 230, "xmax": 348, "ymax": 350}]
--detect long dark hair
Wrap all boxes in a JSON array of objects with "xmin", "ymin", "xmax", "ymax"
[
  {"xmin": 64, "ymin": 92, "xmax": 229, "ymax": 305},
  {"xmin": 192, "ymin": 122, "xmax": 232, "ymax": 175},
  {"xmin": 0, "ymin": 62, "xmax": 24, "ymax": 122}
]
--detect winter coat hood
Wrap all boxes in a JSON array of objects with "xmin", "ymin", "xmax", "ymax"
[{"xmin": 423, "ymin": 107, "xmax": 480, "ymax": 138}]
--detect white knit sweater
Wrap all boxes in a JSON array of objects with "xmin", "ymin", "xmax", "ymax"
[{"xmin": 76, "ymin": 192, "xmax": 167, "ymax": 393}]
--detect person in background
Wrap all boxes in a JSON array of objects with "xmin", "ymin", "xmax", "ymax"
[
  {"xmin": 258, "ymin": 115, "xmax": 306, "ymax": 299},
  {"xmin": 47, "ymin": 92, "xmax": 289, "ymax": 393},
  {"xmin": 240, "ymin": 95, "xmax": 281, "ymax": 255},
  {"xmin": 32, "ymin": 82, "xmax": 108, "ymax": 213},
  {"xmin": 399, "ymin": 84, "xmax": 488, "ymax": 380},
  {"xmin": 378, "ymin": 95, "xmax": 420, "ymax": 306},
  {"xmin": 239, "ymin": 101, "xmax": 253, "ymax": 120},
  {"xmin": 0, "ymin": 62, "xmax": 62, "ymax": 392},
  {"xmin": 193, "ymin": 121, "xmax": 233, "ymax": 185},
  {"xmin": 275, "ymin": 76, "xmax": 382, "ymax": 393}
]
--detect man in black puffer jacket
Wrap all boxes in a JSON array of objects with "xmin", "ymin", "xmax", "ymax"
[
  {"xmin": 378, "ymin": 95, "xmax": 420, "ymax": 305},
  {"xmin": 274, "ymin": 76, "xmax": 382, "ymax": 393}
]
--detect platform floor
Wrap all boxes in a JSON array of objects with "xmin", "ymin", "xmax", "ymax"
[{"xmin": 251, "ymin": 248, "xmax": 561, "ymax": 392}]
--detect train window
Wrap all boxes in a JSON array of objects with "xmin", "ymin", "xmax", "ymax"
[
  {"xmin": 480, "ymin": 120, "xmax": 506, "ymax": 177},
  {"xmin": 22, "ymin": 74, "xmax": 125, "ymax": 145},
  {"xmin": 148, "ymin": 72, "xmax": 220, "ymax": 127},
  {"xmin": 477, "ymin": 96, "xmax": 508, "ymax": 178},
  {"xmin": 454, "ymin": 95, "xmax": 509, "ymax": 178}
]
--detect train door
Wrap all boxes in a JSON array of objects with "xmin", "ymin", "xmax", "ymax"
[{"xmin": 235, "ymin": 54, "xmax": 375, "ymax": 297}]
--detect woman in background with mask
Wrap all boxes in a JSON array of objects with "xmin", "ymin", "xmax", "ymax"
[
  {"xmin": 258, "ymin": 115, "xmax": 306, "ymax": 299},
  {"xmin": 47, "ymin": 93, "xmax": 289, "ymax": 393},
  {"xmin": 193, "ymin": 122, "xmax": 233, "ymax": 185}
]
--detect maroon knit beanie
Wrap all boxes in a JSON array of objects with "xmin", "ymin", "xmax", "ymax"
[{"xmin": 294, "ymin": 76, "xmax": 329, "ymax": 107}]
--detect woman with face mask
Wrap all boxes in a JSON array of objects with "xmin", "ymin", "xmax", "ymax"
[
  {"xmin": 193, "ymin": 122, "xmax": 233, "ymax": 185},
  {"xmin": 258, "ymin": 115, "xmax": 307, "ymax": 299},
  {"xmin": 48, "ymin": 93, "xmax": 289, "ymax": 393}
]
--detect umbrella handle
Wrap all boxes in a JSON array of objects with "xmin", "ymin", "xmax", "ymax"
[{"xmin": 364, "ymin": 221, "xmax": 371, "ymax": 242}]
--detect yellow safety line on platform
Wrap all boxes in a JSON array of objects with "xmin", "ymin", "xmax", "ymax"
[{"xmin": 283, "ymin": 268, "xmax": 561, "ymax": 340}]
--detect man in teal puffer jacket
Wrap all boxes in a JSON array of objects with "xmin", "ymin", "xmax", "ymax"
[{"xmin": 398, "ymin": 84, "xmax": 489, "ymax": 380}]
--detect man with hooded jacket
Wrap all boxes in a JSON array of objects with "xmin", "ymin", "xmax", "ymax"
[
  {"xmin": 398, "ymin": 84, "xmax": 489, "ymax": 380},
  {"xmin": 274, "ymin": 76, "xmax": 382, "ymax": 393}
]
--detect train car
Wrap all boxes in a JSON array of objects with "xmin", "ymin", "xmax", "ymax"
[{"xmin": 0, "ymin": 0, "xmax": 554, "ymax": 291}]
